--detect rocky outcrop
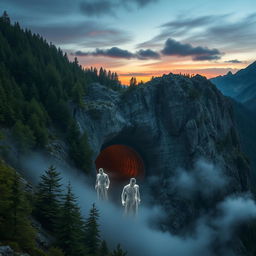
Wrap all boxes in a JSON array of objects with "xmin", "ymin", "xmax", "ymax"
[
  {"xmin": 73, "ymin": 73, "xmax": 251, "ymax": 232},
  {"xmin": 0, "ymin": 246, "xmax": 13, "ymax": 256},
  {"xmin": 75, "ymin": 74, "xmax": 249, "ymax": 186},
  {"xmin": 0, "ymin": 246, "xmax": 30, "ymax": 256}
]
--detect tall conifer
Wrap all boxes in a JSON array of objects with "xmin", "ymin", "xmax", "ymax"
[
  {"xmin": 56, "ymin": 183, "xmax": 86, "ymax": 256},
  {"xmin": 84, "ymin": 203, "xmax": 101, "ymax": 256},
  {"xmin": 34, "ymin": 165, "xmax": 62, "ymax": 231}
]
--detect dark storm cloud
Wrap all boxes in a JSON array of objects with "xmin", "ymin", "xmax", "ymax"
[
  {"xmin": 225, "ymin": 59, "xmax": 242, "ymax": 63},
  {"xmin": 161, "ymin": 38, "xmax": 222, "ymax": 61},
  {"xmin": 74, "ymin": 47, "xmax": 160, "ymax": 60}
]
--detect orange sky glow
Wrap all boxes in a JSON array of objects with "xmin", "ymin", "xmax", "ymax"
[{"xmin": 81, "ymin": 58, "xmax": 247, "ymax": 85}]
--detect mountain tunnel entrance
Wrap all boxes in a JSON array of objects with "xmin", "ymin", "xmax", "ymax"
[{"xmin": 95, "ymin": 144, "xmax": 145, "ymax": 182}]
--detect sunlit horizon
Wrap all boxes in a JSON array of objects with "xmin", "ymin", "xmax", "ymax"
[{"xmin": 4, "ymin": 0, "xmax": 256, "ymax": 86}]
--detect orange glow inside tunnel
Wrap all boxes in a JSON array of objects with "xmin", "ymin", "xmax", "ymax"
[{"xmin": 95, "ymin": 144, "xmax": 145, "ymax": 181}]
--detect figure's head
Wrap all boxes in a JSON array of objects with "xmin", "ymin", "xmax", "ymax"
[
  {"xmin": 99, "ymin": 168, "xmax": 104, "ymax": 174},
  {"xmin": 130, "ymin": 178, "xmax": 136, "ymax": 186}
]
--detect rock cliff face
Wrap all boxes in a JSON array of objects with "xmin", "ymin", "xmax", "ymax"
[{"xmin": 74, "ymin": 74, "xmax": 251, "ymax": 231}]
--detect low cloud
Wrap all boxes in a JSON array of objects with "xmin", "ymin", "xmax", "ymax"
[
  {"xmin": 75, "ymin": 39, "xmax": 222, "ymax": 61},
  {"xmin": 16, "ymin": 153, "xmax": 256, "ymax": 256},
  {"xmin": 136, "ymin": 49, "xmax": 160, "ymax": 59},
  {"xmin": 74, "ymin": 47, "xmax": 134, "ymax": 59},
  {"xmin": 74, "ymin": 47, "xmax": 160, "ymax": 60},
  {"xmin": 161, "ymin": 38, "xmax": 223, "ymax": 61},
  {"xmin": 120, "ymin": 72, "xmax": 155, "ymax": 76},
  {"xmin": 214, "ymin": 195, "xmax": 256, "ymax": 242},
  {"xmin": 225, "ymin": 59, "xmax": 242, "ymax": 63},
  {"xmin": 170, "ymin": 158, "xmax": 227, "ymax": 199}
]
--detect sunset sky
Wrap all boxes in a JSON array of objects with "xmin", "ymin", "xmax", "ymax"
[{"xmin": 2, "ymin": 0, "xmax": 256, "ymax": 84}]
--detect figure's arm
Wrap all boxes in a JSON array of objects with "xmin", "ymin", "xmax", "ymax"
[
  {"xmin": 105, "ymin": 174, "xmax": 110, "ymax": 189},
  {"xmin": 136, "ymin": 185, "xmax": 141, "ymax": 204},
  {"xmin": 95, "ymin": 174, "xmax": 99, "ymax": 189},
  {"xmin": 121, "ymin": 187, "xmax": 126, "ymax": 206}
]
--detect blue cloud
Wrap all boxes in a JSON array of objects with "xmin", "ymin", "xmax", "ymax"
[
  {"xmin": 74, "ymin": 47, "xmax": 160, "ymax": 60},
  {"xmin": 161, "ymin": 38, "xmax": 222, "ymax": 61}
]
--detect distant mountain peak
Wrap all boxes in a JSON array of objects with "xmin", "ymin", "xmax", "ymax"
[
  {"xmin": 211, "ymin": 60, "xmax": 256, "ymax": 113},
  {"xmin": 247, "ymin": 60, "xmax": 256, "ymax": 69}
]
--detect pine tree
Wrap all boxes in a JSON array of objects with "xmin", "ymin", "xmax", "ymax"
[
  {"xmin": 48, "ymin": 247, "xmax": 65, "ymax": 256},
  {"xmin": 56, "ymin": 183, "xmax": 86, "ymax": 256},
  {"xmin": 34, "ymin": 165, "xmax": 62, "ymax": 231},
  {"xmin": 1, "ymin": 11, "xmax": 10, "ymax": 24},
  {"xmin": 84, "ymin": 203, "xmax": 101, "ymax": 256},
  {"xmin": 111, "ymin": 244, "xmax": 127, "ymax": 256},
  {"xmin": 129, "ymin": 77, "xmax": 137, "ymax": 87},
  {"xmin": 0, "ymin": 160, "xmax": 36, "ymax": 252},
  {"xmin": 72, "ymin": 81, "xmax": 85, "ymax": 108},
  {"xmin": 67, "ymin": 122, "xmax": 92, "ymax": 173},
  {"xmin": 99, "ymin": 240, "xmax": 109, "ymax": 256},
  {"xmin": 76, "ymin": 132, "xmax": 92, "ymax": 173},
  {"xmin": 12, "ymin": 120, "xmax": 36, "ymax": 151},
  {"xmin": 9, "ymin": 172, "xmax": 36, "ymax": 251}
]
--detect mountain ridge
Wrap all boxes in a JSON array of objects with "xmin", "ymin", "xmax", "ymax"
[{"xmin": 211, "ymin": 61, "xmax": 256, "ymax": 113}]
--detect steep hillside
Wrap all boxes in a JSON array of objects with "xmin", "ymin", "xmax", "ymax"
[
  {"xmin": 231, "ymin": 99, "xmax": 256, "ymax": 183},
  {"xmin": 0, "ymin": 13, "xmax": 122, "ymax": 172},
  {"xmin": 211, "ymin": 61, "xmax": 256, "ymax": 113}
]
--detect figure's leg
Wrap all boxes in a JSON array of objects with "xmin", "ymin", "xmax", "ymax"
[
  {"xmin": 124, "ymin": 201, "xmax": 129, "ymax": 215},
  {"xmin": 127, "ymin": 201, "xmax": 135, "ymax": 216},
  {"xmin": 99, "ymin": 186, "xmax": 104, "ymax": 200},
  {"xmin": 105, "ymin": 188, "xmax": 108, "ymax": 200},
  {"xmin": 96, "ymin": 187, "xmax": 100, "ymax": 199},
  {"xmin": 135, "ymin": 201, "xmax": 138, "ymax": 216},
  {"xmin": 131, "ymin": 201, "xmax": 137, "ymax": 216}
]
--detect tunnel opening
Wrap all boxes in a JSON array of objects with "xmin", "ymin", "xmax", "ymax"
[
  {"xmin": 95, "ymin": 144, "xmax": 145, "ymax": 182},
  {"xmin": 94, "ymin": 127, "xmax": 152, "ymax": 202},
  {"xmin": 95, "ymin": 144, "xmax": 145, "ymax": 202}
]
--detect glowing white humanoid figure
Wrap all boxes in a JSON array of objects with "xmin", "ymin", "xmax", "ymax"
[
  {"xmin": 121, "ymin": 178, "xmax": 141, "ymax": 216},
  {"xmin": 95, "ymin": 168, "xmax": 110, "ymax": 200}
]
